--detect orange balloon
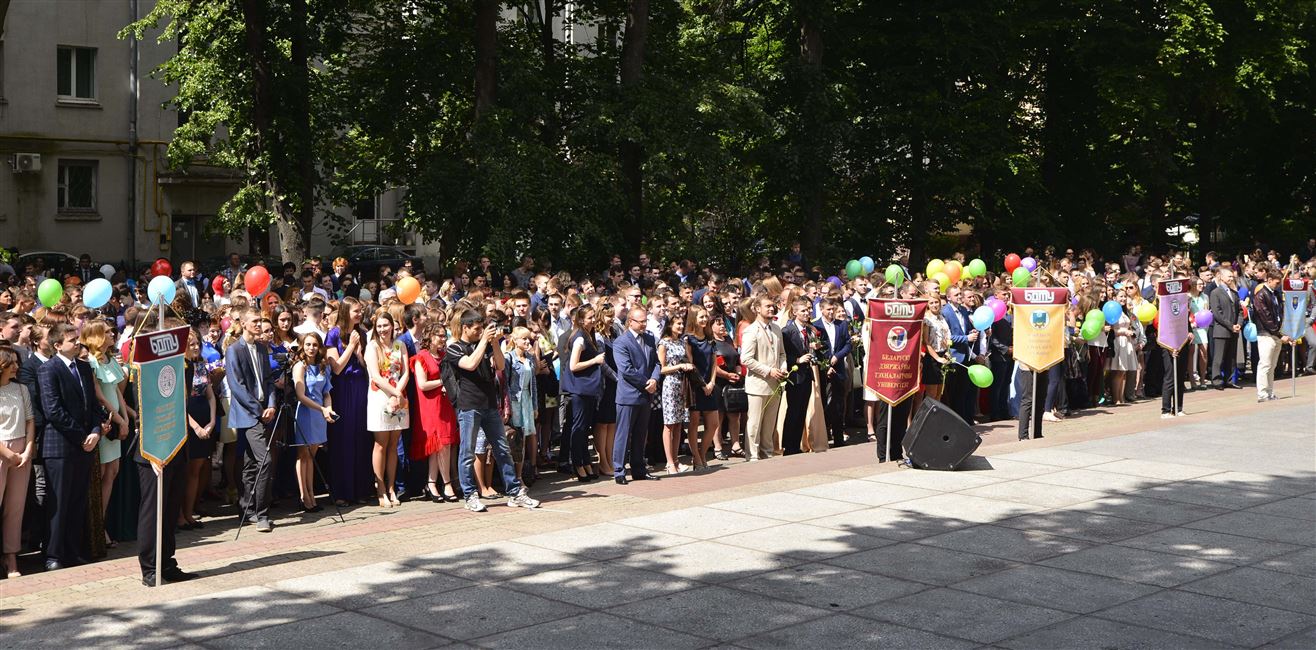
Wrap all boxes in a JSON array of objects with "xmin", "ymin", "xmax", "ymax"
[
  {"xmin": 396, "ymin": 276, "xmax": 421, "ymax": 305},
  {"xmin": 944, "ymin": 260, "xmax": 963, "ymax": 284}
]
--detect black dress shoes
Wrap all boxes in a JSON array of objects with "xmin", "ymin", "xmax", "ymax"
[{"xmin": 614, "ymin": 475, "xmax": 629, "ymax": 485}]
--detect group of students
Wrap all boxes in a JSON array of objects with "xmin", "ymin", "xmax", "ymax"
[{"xmin": 0, "ymin": 242, "xmax": 1312, "ymax": 585}]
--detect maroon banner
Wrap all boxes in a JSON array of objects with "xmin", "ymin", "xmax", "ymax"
[{"xmin": 866, "ymin": 299, "xmax": 928, "ymax": 405}]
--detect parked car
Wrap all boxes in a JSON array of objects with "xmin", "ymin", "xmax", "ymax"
[
  {"xmin": 331, "ymin": 245, "xmax": 424, "ymax": 282},
  {"xmin": 16, "ymin": 251, "xmax": 81, "ymax": 280}
]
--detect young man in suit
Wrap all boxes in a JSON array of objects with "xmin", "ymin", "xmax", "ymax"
[
  {"xmin": 1208, "ymin": 268, "xmax": 1242, "ymax": 388},
  {"xmin": 36, "ymin": 323, "xmax": 102, "ymax": 570},
  {"xmin": 813, "ymin": 297, "xmax": 852, "ymax": 447},
  {"xmin": 741, "ymin": 295, "xmax": 788, "ymax": 461},
  {"xmin": 225, "ymin": 307, "xmax": 278, "ymax": 532},
  {"xmin": 611, "ymin": 307, "xmax": 661, "ymax": 484}
]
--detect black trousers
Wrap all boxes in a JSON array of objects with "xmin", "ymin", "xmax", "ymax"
[
  {"xmin": 1211, "ymin": 335, "xmax": 1238, "ymax": 384},
  {"xmin": 567, "ymin": 394, "xmax": 597, "ymax": 469},
  {"xmin": 136, "ymin": 456, "xmax": 187, "ymax": 578},
  {"xmin": 43, "ymin": 453, "xmax": 92, "ymax": 566},
  {"xmin": 781, "ymin": 380, "xmax": 811, "ymax": 455},
  {"xmin": 1161, "ymin": 345, "xmax": 1188, "ymax": 413},
  {"xmin": 1017, "ymin": 368, "xmax": 1047, "ymax": 440},
  {"xmin": 819, "ymin": 369, "xmax": 847, "ymax": 445},
  {"xmin": 874, "ymin": 400, "xmax": 912, "ymax": 461},
  {"xmin": 239, "ymin": 422, "xmax": 274, "ymax": 521}
]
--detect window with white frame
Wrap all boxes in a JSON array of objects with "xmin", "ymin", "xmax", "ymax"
[
  {"xmin": 56, "ymin": 46, "xmax": 97, "ymax": 100},
  {"xmin": 57, "ymin": 160, "xmax": 98, "ymax": 212}
]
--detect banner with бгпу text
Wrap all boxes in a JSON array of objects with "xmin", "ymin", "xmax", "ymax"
[
  {"xmin": 1010, "ymin": 287, "xmax": 1069, "ymax": 372},
  {"xmin": 1156, "ymin": 278, "xmax": 1192, "ymax": 351},
  {"xmin": 866, "ymin": 299, "xmax": 927, "ymax": 406},
  {"xmin": 1281, "ymin": 278, "xmax": 1311, "ymax": 340},
  {"xmin": 132, "ymin": 325, "xmax": 190, "ymax": 466}
]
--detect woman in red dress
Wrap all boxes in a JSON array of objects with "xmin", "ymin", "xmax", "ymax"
[{"xmin": 411, "ymin": 320, "xmax": 460, "ymax": 501}]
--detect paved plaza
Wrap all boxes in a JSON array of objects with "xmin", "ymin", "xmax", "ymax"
[{"xmin": 1, "ymin": 379, "xmax": 1313, "ymax": 649}]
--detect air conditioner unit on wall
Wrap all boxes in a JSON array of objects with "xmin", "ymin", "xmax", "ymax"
[{"xmin": 10, "ymin": 153, "xmax": 42, "ymax": 173}]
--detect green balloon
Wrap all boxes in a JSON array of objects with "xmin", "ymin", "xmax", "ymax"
[
  {"xmin": 968, "ymin": 258, "xmax": 987, "ymax": 278},
  {"xmin": 1011, "ymin": 267, "xmax": 1032, "ymax": 287},
  {"xmin": 37, "ymin": 278, "xmax": 63, "ymax": 307},
  {"xmin": 1081, "ymin": 310, "xmax": 1105, "ymax": 340},
  {"xmin": 846, "ymin": 259, "xmax": 863, "ymax": 278},
  {"xmin": 967, "ymin": 364, "xmax": 993, "ymax": 388},
  {"xmin": 884, "ymin": 264, "xmax": 904, "ymax": 286}
]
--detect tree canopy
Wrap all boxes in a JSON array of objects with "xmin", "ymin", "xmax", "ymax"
[{"xmin": 127, "ymin": 0, "xmax": 1314, "ymax": 270}]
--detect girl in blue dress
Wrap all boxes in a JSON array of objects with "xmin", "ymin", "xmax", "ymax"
[{"xmin": 293, "ymin": 331, "xmax": 335, "ymax": 512}]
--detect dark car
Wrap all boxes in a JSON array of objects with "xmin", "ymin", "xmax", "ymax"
[{"xmin": 331, "ymin": 245, "xmax": 424, "ymax": 283}]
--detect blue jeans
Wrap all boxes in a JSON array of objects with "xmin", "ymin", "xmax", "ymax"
[{"xmin": 457, "ymin": 408, "xmax": 522, "ymax": 498}]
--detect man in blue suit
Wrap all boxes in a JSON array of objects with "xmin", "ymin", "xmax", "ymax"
[
  {"xmin": 37, "ymin": 323, "xmax": 103, "ymax": 570},
  {"xmin": 611, "ymin": 307, "xmax": 661, "ymax": 484},
  {"xmin": 813, "ymin": 297, "xmax": 852, "ymax": 447},
  {"xmin": 941, "ymin": 286, "xmax": 981, "ymax": 425}
]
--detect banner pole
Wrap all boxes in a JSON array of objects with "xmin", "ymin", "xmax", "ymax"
[
  {"xmin": 155, "ymin": 299, "xmax": 164, "ymax": 588},
  {"xmin": 885, "ymin": 405, "xmax": 892, "ymax": 463}
]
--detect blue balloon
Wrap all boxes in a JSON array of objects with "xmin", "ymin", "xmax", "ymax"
[
  {"xmin": 83, "ymin": 278, "xmax": 112, "ymax": 309},
  {"xmin": 1243, "ymin": 322, "xmax": 1258, "ymax": 342},
  {"xmin": 147, "ymin": 275, "xmax": 176, "ymax": 306},
  {"xmin": 1237, "ymin": 285, "xmax": 1249, "ymax": 301},
  {"xmin": 1102, "ymin": 300, "xmax": 1123, "ymax": 326},
  {"xmin": 859, "ymin": 256, "xmax": 875, "ymax": 274},
  {"xmin": 971, "ymin": 305, "xmax": 994, "ymax": 332}
]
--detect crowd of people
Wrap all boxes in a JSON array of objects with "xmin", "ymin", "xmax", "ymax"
[{"xmin": 0, "ymin": 240, "xmax": 1313, "ymax": 586}]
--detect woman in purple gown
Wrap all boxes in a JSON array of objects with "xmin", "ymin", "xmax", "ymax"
[{"xmin": 325, "ymin": 297, "xmax": 372, "ymax": 506}]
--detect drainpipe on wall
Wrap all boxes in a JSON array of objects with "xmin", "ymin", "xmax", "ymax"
[{"xmin": 128, "ymin": 0, "xmax": 140, "ymax": 271}]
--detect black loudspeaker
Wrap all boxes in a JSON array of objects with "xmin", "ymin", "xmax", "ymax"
[{"xmin": 902, "ymin": 397, "xmax": 980, "ymax": 470}]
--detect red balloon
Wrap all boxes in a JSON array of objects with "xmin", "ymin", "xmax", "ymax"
[
  {"xmin": 244, "ymin": 265, "xmax": 271, "ymax": 296},
  {"xmin": 151, "ymin": 258, "xmax": 173, "ymax": 278},
  {"xmin": 1004, "ymin": 253, "xmax": 1021, "ymax": 273},
  {"xmin": 211, "ymin": 275, "xmax": 226, "ymax": 296}
]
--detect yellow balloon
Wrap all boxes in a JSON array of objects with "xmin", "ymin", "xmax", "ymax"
[
  {"xmin": 926, "ymin": 259, "xmax": 945, "ymax": 278},
  {"xmin": 932, "ymin": 271, "xmax": 950, "ymax": 294}
]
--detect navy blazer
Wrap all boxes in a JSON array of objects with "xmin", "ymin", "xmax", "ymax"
[
  {"xmin": 37, "ymin": 355, "xmax": 101, "ymax": 459},
  {"xmin": 224, "ymin": 337, "xmax": 276, "ymax": 429},
  {"xmin": 943, "ymin": 304, "xmax": 974, "ymax": 364},
  {"xmin": 812, "ymin": 318, "xmax": 851, "ymax": 370},
  {"xmin": 612, "ymin": 329, "xmax": 661, "ymax": 406}
]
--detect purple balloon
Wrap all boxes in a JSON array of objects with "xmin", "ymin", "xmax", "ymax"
[
  {"xmin": 1194, "ymin": 310, "xmax": 1213, "ymax": 329},
  {"xmin": 1021, "ymin": 256, "xmax": 1038, "ymax": 272}
]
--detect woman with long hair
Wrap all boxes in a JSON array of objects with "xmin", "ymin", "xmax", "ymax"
[
  {"xmin": 365, "ymin": 310, "xmax": 410, "ymax": 508},
  {"xmin": 657, "ymin": 316, "xmax": 695, "ymax": 474},
  {"xmin": 411, "ymin": 320, "xmax": 459, "ymax": 501},
  {"xmin": 591, "ymin": 302, "xmax": 619, "ymax": 475},
  {"xmin": 178, "ymin": 331, "xmax": 215, "ymax": 530},
  {"xmin": 81, "ymin": 321, "xmax": 133, "ymax": 548},
  {"xmin": 563, "ymin": 306, "xmax": 604, "ymax": 481},
  {"xmin": 325, "ymin": 297, "xmax": 371, "ymax": 507},
  {"xmin": 684, "ymin": 305, "xmax": 722, "ymax": 467},
  {"xmin": 292, "ymin": 332, "xmax": 335, "ymax": 511}
]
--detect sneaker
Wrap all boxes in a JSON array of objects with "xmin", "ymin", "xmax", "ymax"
[
  {"xmin": 464, "ymin": 495, "xmax": 487, "ymax": 512},
  {"xmin": 508, "ymin": 489, "xmax": 540, "ymax": 509}
]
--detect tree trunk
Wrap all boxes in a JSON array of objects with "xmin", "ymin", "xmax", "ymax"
[
  {"xmin": 797, "ymin": 12, "xmax": 824, "ymax": 262},
  {"xmin": 474, "ymin": 0, "xmax": 499, "ymax": 120},
  {"xmin": 619, "ymin": 0, "xmax": 649, "ymax": 256}
]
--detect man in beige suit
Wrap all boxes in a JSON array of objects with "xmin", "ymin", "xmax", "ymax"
[{"xmin": 741, "ymin": 294, "xmax": 788, "ymax": 460}]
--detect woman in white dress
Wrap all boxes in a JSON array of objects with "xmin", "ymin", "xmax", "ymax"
[{"xmin": 365, "ymin": 310, "xmax": 410, "ymax": 508}]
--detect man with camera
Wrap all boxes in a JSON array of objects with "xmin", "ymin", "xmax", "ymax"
[
  {"xmin": 225, "ymin": 307, "xmax": 278, "ymax": 532},
  {"xmin": 445, "ymin": 310, "xmax": 540, "ymax": 512}
]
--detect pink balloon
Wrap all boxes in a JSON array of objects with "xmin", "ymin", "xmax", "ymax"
[{"xmin": 987, "ymin": 296, "xmax": 1008, "ymax": 321}]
